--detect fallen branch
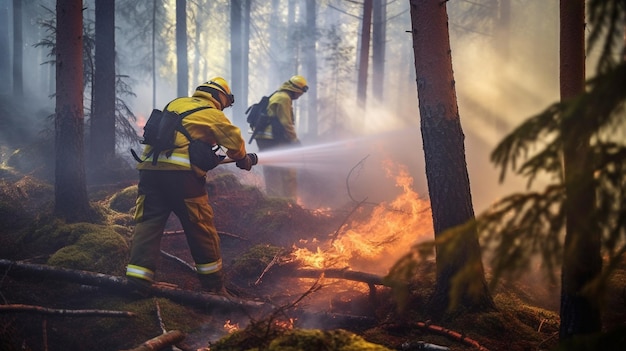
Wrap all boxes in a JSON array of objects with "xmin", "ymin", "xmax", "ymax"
[
  {"xmin": 0, "ymin": 304, "xmax": 135, "ymax": 317},
  {"xmin": 160, "ymin": 250, "xmax": 196, "ymax": 272},
  {"xmin": 254, "ymin": 251, "xmax": 282, "ymax": 286},
  {"xmin": 164, "ymin": 229, "xmax": 247, "ymax": 241},
  {"xmin": 0, "ymin": 259, "xmax": 269, "ymax": 313},
  {"xmin": 293, "ymin": 268, "xmax": 384, "ymax": 286},
  {"xmin": 414, "ymin": 321, "xmax": 490, "ymax": 351},
  {"xmin": 121, "ymin": 330, "xmax": 186, "ymax": 351}
]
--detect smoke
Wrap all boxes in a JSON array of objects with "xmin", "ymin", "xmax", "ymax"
[{"xmin": 3, "ymin": 0, "xmax": 565, "ymax": 216}]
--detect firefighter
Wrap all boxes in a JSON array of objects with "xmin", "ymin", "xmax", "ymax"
[
  {"xmin": 253, "ymin": 75, "xmax": 308, "ymax": 199},
  {"xmin": 126, "ymin": 77, "xmax": 255, "ymax": 296}
]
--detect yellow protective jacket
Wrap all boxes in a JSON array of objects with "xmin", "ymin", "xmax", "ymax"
[
  {"xmin": 254, "ymin": 81, "xmax": 299, "ymax": 142},
  {"xmin": 137, "ymin": 90, "xmax": 247, "ymax": 176}
]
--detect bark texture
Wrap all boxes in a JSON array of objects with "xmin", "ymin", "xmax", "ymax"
[
  {"xmin": 409, "ymin": 0, "xmax": 494, "ymax": 314},
  {"xmin": 54, "ymin": 0, "xmax": 91, "ymax": 222},
  {"xmin": 559, "ymin": 0, "xmax": 602, "ymax": 339}
]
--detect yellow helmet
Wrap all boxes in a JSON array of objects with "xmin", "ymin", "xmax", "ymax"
[
  {"xmin": 195, "ymin": 77, "xmax": 235, "ymax": 108},
  {"xmin": 288, "ymin": 75, "xmax": 308, "ymax": 93}
]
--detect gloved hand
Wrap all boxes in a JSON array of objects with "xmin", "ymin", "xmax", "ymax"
[{"xmin": 235, "ymin": 153, "xmax": 255, "ymax": 171}]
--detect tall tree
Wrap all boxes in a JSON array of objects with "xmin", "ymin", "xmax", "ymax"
[
  {"xmin": 242, "ymin": 0, "xmax": 251, "ymax": 110},
  {"xmin": 12, "ymin": 0, "xmax": 22, "ymax": 98},
  {"xmin": 559, "ymin": 0, "xmax": 602, "ymax": 339},
  {"xmin": 372, "ymin": 0, "xmax": 386, "ymax": 102},
  {"xmin": 90, "ymin": 0, "xmax": 116, "ymax": 179},
  {"xmin": 55, "ymin": 0, "xmax": 92, "ymax": 222},
  {"xmin": 152, "ymin": 0, "xmax": 157, "ymax": 108},
  {"xmin": 176, "ymin": 0, "xmax": 189, "ymax": 97},
  {"xmin": 409, "ymin": 0, "xmax": 495, "ymax": 314},
  {"xmin": 0, "ymin": 1, "xmax": 9, "ymax": 95},
  {"xmin": 357, "ymin": 0, "xmax": 372, "ymax": 104},
  {"xmin": 268, "ymin": 0, "xmax": 282, "ymax": 91},
  {"xmin": 304, "ymin": 0, "xmax": 318, "ymax": 137},
  {"xmin": 474, "ymin": 0, "xmax": 625, "ymax": 345},
  {"xmin": 230, "ymin": 0, "xmax": 244, "ymax": 125},
  {"xmin": 495, "ymin": 0, "xmax": 511, "ymax": 61}
]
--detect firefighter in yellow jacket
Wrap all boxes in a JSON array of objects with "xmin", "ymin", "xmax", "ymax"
[
  {"xmin": 126, "ymin": 77, "xmax": 255, "ymax": 295},
  {"xmin": 253, "ymin": 75, "xmax": 308, "ymax": 198}
]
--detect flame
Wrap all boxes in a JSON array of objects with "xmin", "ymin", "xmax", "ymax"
[
  {"xmin": 273, "ymin": 318, "xmax": 295, "ymax": 330},
  {"xmin": 135, "ymin": 113, "xmax": 147, "ymax": 131},
  {"xmin": 292, "ymin": 160, "xmax": 433, "ymax": 275},
  {"xmin": 223, "ymin": 320, "xmax": 239, "ymax": 334}
]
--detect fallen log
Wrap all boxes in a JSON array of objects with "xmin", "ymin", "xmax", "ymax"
[
  {"xmin": 120, "ymin": 330, "xmax": 185, "ymax": 351},
  {"xmin": 268, "ymin": 264, "xmax": 387, "ymax": 301},
  {"xmin": 414, "ymin": 321, "xmax": 490, "ymax": 351},
  {"xmin": 293, "ymin": 268, "xmax": 385, "ymax": 286},
  {"xmin": 0, "ymin": 304, "xmax": 135, "ymax": 318},
  {"xmin": 0, "ymin": 259, "xmax": 269, "ymax": 313}
]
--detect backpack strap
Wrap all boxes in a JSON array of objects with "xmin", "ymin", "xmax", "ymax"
[
  {"xmin": 136, "ymin": 105, "xmax": 212, "ymax": 165},
  {"xmin": 175, "ymin": 105, "xmax": 212, "ymax": 142}
]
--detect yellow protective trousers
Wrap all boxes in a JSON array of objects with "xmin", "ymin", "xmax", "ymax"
[
  {"xmin": 255, "ymin": 139, "xmax": 297, "ymax": 198},
  {"xmin": 127, "ymin": 170, "xmax": 222, "ymax": 282}
]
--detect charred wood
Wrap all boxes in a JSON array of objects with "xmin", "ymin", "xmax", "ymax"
[
  {"xmin": 414, "ymin": 321, "xmax": 490, "ymax": 351},
  {"xmin": 292, "ymin": 267, "xmax": 384, "ymax": 286},
  {"xmin": 267, "ymin": 264, "xmax": 386, "ymax": 310}
]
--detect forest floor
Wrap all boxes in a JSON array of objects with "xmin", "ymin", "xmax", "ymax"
[{"xmin": 0, "ymin": 167, "xmax": 624, "ymax": 351}]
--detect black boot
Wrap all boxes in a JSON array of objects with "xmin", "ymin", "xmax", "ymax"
[
  {"xmin": 126, "ymin": 277, "xmax": 152, "ymax": 298},
  {"xmin": 198, "ymin": 271, "xmax": 231, "ymax": 296}
]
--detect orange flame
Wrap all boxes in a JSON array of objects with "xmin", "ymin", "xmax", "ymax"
[
  {"xmin": 273, "ymin": 318, "xmax": 295, "ymax": 330},
  {"xmin": 292, "ymin": 160, "xmax": 433, "ymax": 275},
  {"xmin": 223, "ymin": 320, "xmax": 239, "ymax": 334}
]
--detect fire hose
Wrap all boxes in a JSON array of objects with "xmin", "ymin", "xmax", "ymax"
[{"xmin": 220, "ymin": 153, "xmax": 258, "ymax": 165}]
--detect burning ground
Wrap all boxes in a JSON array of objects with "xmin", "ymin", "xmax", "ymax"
[{"xmin": 0, "ymin": 162, "xmax": 624, "ymax": 351}]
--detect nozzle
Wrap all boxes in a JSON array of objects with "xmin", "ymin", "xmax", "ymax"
[
  {"xmin": 220, "ymin": 153, "xmax": 258, "ymax": 165},
  {"xmin": 248, "ymin": 153, "xmax": 258, "ymax": 165}
]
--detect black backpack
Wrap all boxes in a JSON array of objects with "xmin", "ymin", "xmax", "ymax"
[
  {"xmin": 245, "ymin": 93, "xmax": 274, "ymax": 144},
  {"xmin": 131, "ymin": 105, "xmax": 223, "ymax": 171}
]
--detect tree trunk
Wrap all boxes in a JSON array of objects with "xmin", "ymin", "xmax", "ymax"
[
  {"xmin": 0, "ymin": 2, "xmax": 9, "ymax": 95},
  {"xmin": 495, "ymin": 0, "xmax": 511, "ymax": 62},
  {"xmin": 304, "ymin": 0, "xmax": 318, "ymax": 137},
  {"xmin": 12, "ymin": 0, "xmax": 22, "ymax": 98},
  {"xmin": 176, "ymin": 0, "xmax": 188, "ymax": 97},
  {"xmin": 90, "ymin": 0, "xmax": 116, "ymax": 180},
  {"xmin": 372, "ymin": 0, "xmax": 386, "ymax": 102},
  {"xmin": 230, "ymin": 0, "xmax": 244, "ymax": 125},
  {"xmin": 243, "ymin": 0, "xmax": 251, "ymax": 109},
  {"xmin": 152, "ymin": 0, "xmax": 157, "ymax": 108},
  {"xmin": 409, "ymin": 0, "xmax": 494, "ymax": 315},
  {"xmin": 357, "ymin": 0, "xmax": 372, "ymax": 105},
  {"xmin": 268, "ymin": 0, "xmax": 282, "ymax": 91},
  {"xmin": 559, "ymin": 0, "xmax": 602, "ymax": 339},
  {"xmin": 55, "ymin": 0, "xmax": 92, "ymax": 223}
]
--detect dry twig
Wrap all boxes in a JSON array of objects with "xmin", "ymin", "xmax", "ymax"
[
  {"xmin": 160, "ymin": 250, "xmax": 196, "ymax": 272},
  {"xmin": 415, "ymin": 321, "xmax": 490, "ymax": 351},
  {"xmin": 254, "ymin": 251, "xmax": 283, "ymax": 286}
]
